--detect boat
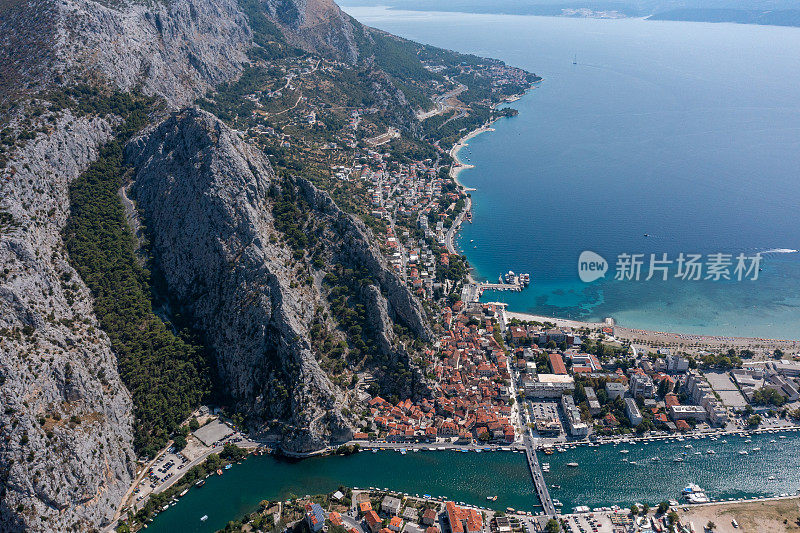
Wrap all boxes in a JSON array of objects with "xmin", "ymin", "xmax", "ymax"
[
  {"xmin": 200, "ymin": 515, "xmax": 208, "ymax": 522},
  {"xmin": 739, "ymin": 450, "xmax": 748, "ymax": 455},
  {"xmin": 372, "ymin": 449, "xmax": 378, "ymax": 453},
  {"xmin": 572, "ymin": 54, "xmax": 577, "ymax": 65},
  {"xmin": 224, "ymin": 463, "xmax": 232, "ymax": 469},
  {"xmin": 619, "ymin": 449, "xmax": 629, "ymax": 454},
  {"xmin": 195, "ymin": 479, "xmax": 205, "ymax": 487},
  {"xmin": 683, "ymin": 483, "xmax": 710, "ymax": 504},
  {"xmin": 216, "ymin": 469, "xmax": 223, "ymax": 475},
  {"xmin": 486, "ymin": 496, "xmax": 498, "ymax": 501},
  {"xmin": 567, "ymin": 462, "xmax": 579, "ymax": 467},
  {"xmin": 673, "ymin": 457, "xmax": 684, "ymax": 463},
  {"xmin": 752, "ymin": 447, "xmax": 761, "ymax": 452},
  {"xmin": 707, "ymin": 450, "xmax": 715, "ymax": 454},
  {"xmin": 179, "ymin": 488, "xmax": 189, "ymax": 497},
  {"xmin": 768, "ymin": 476, "xmax": 776, "ymax": 480}
]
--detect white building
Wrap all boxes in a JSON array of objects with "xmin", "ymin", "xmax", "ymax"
[{"xmin": 624, "ymin": 398, "xmax": 643, "ymax": 426}]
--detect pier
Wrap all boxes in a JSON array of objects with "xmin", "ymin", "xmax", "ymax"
[
  {"xmin": 478, "ymin": 282, "xmax": 525, "ymax": 292},
  {"xmin": 523, "ymin": 433, "xmax": 556, "ymax": 517}
]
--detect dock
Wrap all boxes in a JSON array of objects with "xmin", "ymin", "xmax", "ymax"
[{"xmin": 478, "ymin": 282, "xmax": 525, "ymax": 292}]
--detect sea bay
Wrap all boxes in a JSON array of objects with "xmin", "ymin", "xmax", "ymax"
[{"xmin": 343, "ymin": 6, "xmax": 800, "ymax": 339}]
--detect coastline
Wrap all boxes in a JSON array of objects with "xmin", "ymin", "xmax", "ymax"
[
  {"xmin": 447, "ymin": 91, "xmax": 800, "ymax": 347},
  {"xmin": 503, "ymin": 308, "xmax": 800, "ymax": 352},
  {"xmin": 448, "ymin": 125, "xmax": 493, "ymax": 189}
]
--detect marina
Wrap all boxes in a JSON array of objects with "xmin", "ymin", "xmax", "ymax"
[{"xmin": 146, "ymin": 429, "xmax": 800, "ymax": 532}]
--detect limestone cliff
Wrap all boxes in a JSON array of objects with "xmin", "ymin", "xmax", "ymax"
[
  {"xmin": 0, "ymin": 0, "xmax": 431, "ymax": 528},
  {"xmin": 126, "ymin": 109, "xmax": 429, "ymax": 451},
  {"xmin": 0, "ymin": 111, "xmax": 135, "ymax": 532}
]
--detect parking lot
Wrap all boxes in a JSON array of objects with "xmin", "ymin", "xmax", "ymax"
[{"xmin": 561, "ymin": 513, "xmax": 616, "ymax": 533}]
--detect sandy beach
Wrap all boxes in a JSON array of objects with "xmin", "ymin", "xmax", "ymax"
[
  {"xmin": 448, "ymin": 125, "xmax": 495, "ymax": 187},
  {"xmin": 503, "ymin": 308, "xmax": 800, "ymax": 353}
]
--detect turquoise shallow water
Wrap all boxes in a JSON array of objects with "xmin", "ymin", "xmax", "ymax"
[
  {"xmin": 148, "ymin": 431, "xmax": 800, "ymax": 530},
  {"xmin": 343, "ymin": 7, "xmax": 800, "ymax": 339}
]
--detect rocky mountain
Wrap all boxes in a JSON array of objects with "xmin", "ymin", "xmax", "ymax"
[
  {"xmin": 0, "ymin": 0, "xmax": 432, "ymax": 530},
  {"xmin": 0, "ymin": 109, "xmax": 136, "ymax": 532},
  {"xmin": 126, "ymin": 108, "xmax": 429, "ymax": 451}
]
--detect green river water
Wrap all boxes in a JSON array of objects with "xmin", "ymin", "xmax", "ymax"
[{"xmin": 147, "ymin": 430, "xmax": 800, "ymax": 532}]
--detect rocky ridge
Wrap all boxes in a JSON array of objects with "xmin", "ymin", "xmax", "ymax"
[
  {"xmin": 0, "ymin": 0, "xmax": 432, "ymax": 529},
  {"xmin": 127, "ymin": 108, "xmax": 429, "ymax": 451},
  {"xmin": 0, "ymin": 111, "xmax": 135, "ymax": 532}
]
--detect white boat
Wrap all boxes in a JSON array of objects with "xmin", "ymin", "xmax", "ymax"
[
  {"xmin": 768, "ymin": 476, "xmax": 776, "ymax": 480},
  {"xmin": 620, "ymin": 449, "xmax": 630, "ymax": 454},
  {"xmin": 752, "ymin": 447, "xmax": 761, "ymax": 452},
  {"xmin": 739, "ymin": 450, "xmax": 748, "ymax": 455},
  {"xmin": 567, "ymin": 462, "xmax": 579, "ymax": 467},
  {"xmin": 707, "ymin": 450, "xmax": 715, "ymax": 454},
  {"xmin": 200, "ymin": 515, "xmax": 208, "ymax": 522}
]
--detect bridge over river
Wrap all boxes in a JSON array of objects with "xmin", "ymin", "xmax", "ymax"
[{"xmin": 523, "ymin": 432, "xmax": 556, "ymax": 517}]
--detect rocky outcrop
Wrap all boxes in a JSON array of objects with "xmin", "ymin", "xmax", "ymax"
[
  {"xmin": 0, "ymin": 110, "xmax": 135, "ymax": 532},
  {"xmin": 0, "ymin": 0, "xmax": 252, "ymax": 107},
  {"xmin": 0, "ymin": 0, "xmax": 430, "ymax": 527},
  {"xmin": 126, "ymin": 109, "xmax": 429, "ymax": 450},
  {"xmin": 261, "ymin": 0, "xmax": 359, "ymax": 62}
]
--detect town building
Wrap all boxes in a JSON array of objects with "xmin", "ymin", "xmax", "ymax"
[
  {"xmin": 605, "ymin": 381, "xmax": 627, "ymax": 400},
  {"xmin": 524, "ymin": 374, "xmax": 575, "ymax": 398},
  {"xmin": 382, "ymin": 496, "xmax": 402, "ymax": 516},
  {"xmin": 630, "ymin": 372, "xmax": 655, "ymax": 399},
  {"xmin": 624, "ymin": 397, "xmax": 643, "ymax": 426},
  {"xmin": 584, "ymin": 387, "xmax": 602, "ymax": 415},
  {"xmin": 306, "ymin": 503, "xmax": 326, "ymax": 533},
  {"xmin": 445, "ymin": 502, "xmax": 482, "ymax": 533},
  {"xmin": 561, "ymin": 395, "xmax": 589, "ymax": 437}
]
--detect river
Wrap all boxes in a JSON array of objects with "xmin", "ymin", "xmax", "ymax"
[{"xmin": 148, "ymin": 430, "xmax": 800, "ymax": 531}]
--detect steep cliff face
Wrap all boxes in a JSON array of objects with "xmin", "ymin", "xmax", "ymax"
[
  {"xmin": 126, "ymin": 109, "xmax": 429, "ymax": 451},
  {"xmin": 260, "ymin": 0, "xmax": 359, "ymax": 62},
  {"xmin": 0, "ymin": 111, "xmax": 135, "ymax": 532},
  {"xmin": 0, "ymin": 0, "xmax": 432, "ymax": 527},
  {"xmin": 0, "ymin": 0, "xmax": 252, "ymax": 107}
]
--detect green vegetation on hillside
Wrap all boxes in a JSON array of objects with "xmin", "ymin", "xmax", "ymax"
[{"xmin": 63, "ymin": 92, "xmax": 213, "ymax": 457}]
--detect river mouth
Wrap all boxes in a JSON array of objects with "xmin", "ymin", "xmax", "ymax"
[{"xmin": 148, "ymin": 429, "xmax": 800, "ymax": 532}]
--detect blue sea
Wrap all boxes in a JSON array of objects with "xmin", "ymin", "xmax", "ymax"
[{"xmin": 343, "ymin": 6, "xmax": 800, "ymax": 339}]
